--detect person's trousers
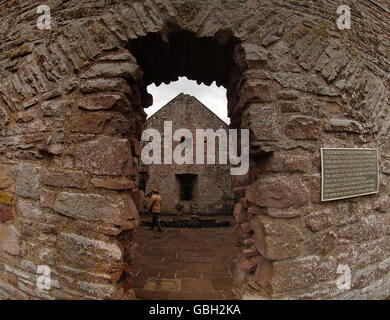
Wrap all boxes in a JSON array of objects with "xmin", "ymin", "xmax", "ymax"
[{"xmin": 151, "ymin": 213, "xmax": 162, "ymax": 232}]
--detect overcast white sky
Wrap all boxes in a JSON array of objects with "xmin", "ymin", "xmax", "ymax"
[{"xmin": 146, "ymin": 77, "xmax": 229, "ymax": 124}]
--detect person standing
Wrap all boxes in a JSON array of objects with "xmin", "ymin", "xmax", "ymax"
[{"xmin": 147, "ymin": 188, "xmax": 163, "ymax": 232}]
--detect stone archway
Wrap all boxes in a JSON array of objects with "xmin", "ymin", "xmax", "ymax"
[
  {"xmin": 61, "ymin": 22, "xmax": 249, "ymax": 300},
  {"xmin": 1, "ymin": 0, "xmax": 390, "ymax": 300}
]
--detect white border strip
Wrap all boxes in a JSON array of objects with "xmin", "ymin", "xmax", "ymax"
[{"xmin": 321, "ymin": 148, "xmax": 379, "ymax": 202}]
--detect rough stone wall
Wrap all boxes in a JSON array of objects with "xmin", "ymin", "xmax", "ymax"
[
  {"xmin": 0, "ymin": 0, "xmax": 389, "ymax": 300},
  {"xmin": 142, "ymin": 93, "xmax": 234, "ymax": 216}
]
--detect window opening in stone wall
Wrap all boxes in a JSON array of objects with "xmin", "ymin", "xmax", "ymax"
[{"xmin": 176, "ymin": 174, "xmax": 197, "ymax": 201}]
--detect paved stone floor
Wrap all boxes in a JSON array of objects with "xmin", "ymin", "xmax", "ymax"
[{"xmin": 131, "ymin": 217, "xmax": 240, "ymax": 300}]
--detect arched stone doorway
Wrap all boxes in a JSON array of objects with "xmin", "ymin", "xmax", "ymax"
[{"xmin": 0, "ymin": 0, "xmax": 390, "ymax": 300}]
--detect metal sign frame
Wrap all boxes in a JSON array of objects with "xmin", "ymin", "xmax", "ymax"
[{"xmin": 321, "ymin": 147, "xmax": 379, "ymax": 202}]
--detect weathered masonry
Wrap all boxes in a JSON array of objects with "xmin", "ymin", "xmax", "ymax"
[
  {"xmin": 0, "ymin": 0, "xmax": 390, "ymax": 300},
  {"xmin": 141, "ymin": 93, "xmax": 234, "ymax": 216}
]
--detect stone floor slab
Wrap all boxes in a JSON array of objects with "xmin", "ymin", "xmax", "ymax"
[{"xmin": 132, "ymin": 219, "xmax": 239, "ymax": 300}]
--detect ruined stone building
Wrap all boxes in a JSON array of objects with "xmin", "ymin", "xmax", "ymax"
[
  {"xmin": 141, "ymin": 93, "xmax": 234, "ymax": 216},
  {"xmin": 1, "ymin": 0, "xmax": 390, "ymax": 300}
]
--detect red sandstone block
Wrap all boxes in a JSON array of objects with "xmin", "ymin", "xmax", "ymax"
[
  {"xmin": 0, "ymin": 205, "xmax": 13, "ymax": 222},
  {"xmin": 246, "ymin": 176, "xmax": 309, "ymax": 209},
  {"xmin": 256, "ymin": 259, "xmax": 273, "ymax": 288}
]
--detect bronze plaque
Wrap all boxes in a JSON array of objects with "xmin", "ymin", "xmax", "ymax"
[{"xmin": 321, "ymin": 148, "xmax": 379, "ymax": 202}]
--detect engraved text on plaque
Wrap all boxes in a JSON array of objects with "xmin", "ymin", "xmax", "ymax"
[{"xmin": 321, "ymin": 148, "xmax": 379, "ymax": 201}]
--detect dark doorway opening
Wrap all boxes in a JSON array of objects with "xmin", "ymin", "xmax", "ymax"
[{"xmin": 139, "ymin": 171, "xmax": 149, "ymax": 193}]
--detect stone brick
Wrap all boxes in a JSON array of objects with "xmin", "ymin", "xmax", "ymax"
[
  {"xmin": 352, "ymin": 264, "xmax": 378, "ymax": 290},
  {"xmin": 79, "ymin": 93, "xmax": 131, "ymax": 112},
  {"xmin": 0, "ymin": 205, "xmax": 13, "ymax": 222},
  {"xmin": 246, "ymin": 176, "xmax": 309, "ymax": 209},
  {"xmin": 337, "ymin": 214, "xmax": 386, "ymax": 242},
  {"xmin": 80, "ymin": 78, "xmax": 132, "ymax": 94},
  {"xmin": 267, "ymin": 207, "xmax": 305, "ymax": 219},
  {"xmin": 306, "ymin": 230, "xmax": 338, "ymax": 255},
  {"xmin": 102, "ymin": 113, "xmax": 131, "ymax": 136},
  {"xmin": 17, "ymin": 199, "xmax": 42, "ymax": 220},
  {"xmin": 71, "ymin": 112, "xmax": 130, "ymax": 136},
  {"xmin": 41, "ymin": 101, "xmax": 72, "ymax": 117},
  {"xmin": 41, "ymin": 169, "xmax": 88, "ymax": 189},
  {"xmin": 14, "ymin": 109, "xmax": 35, "ymax": 123},
  {"xmin": 273, "ymin": 73, "xmax": 339, "ymax": 96},
  {"xmin": 15, "ymin": 164, "xmax": 41, "ymax": 200},
  {"xmin": 75, "ymin": 136, "xmax": 132, "ymax": 176},
  {"xmin": 238, "ymin": 44, "xmax": 268, "ymax": 68},
  {"xmin": 0, "ymin": 165, "xmax": 12, "ymax": 189},
  {"xmin": 9, "ymin": 43, "xmax": 32, "ymax": 59},
  {"xmin": 267, "ymin": 152, "xmax": 310, "ymax": 173},
  {"xmin": 285, "ymin": 116, "xmax": 322, "ymax": 140},
  {"xmin": 245, "ymin": 104, "xmax": 281, "ymax": 141},
  {"xmin": 255, "ymin": 258, "xmax": 273, "ymax": 288},
  {"xmin": 0, "ymin": 192, "xmax": 12, "ymax": 205},
  {"xmin": 77, "ymin": 281, "xmax": 119, "ymax": 300},
  {"xmin": 356, "ymin": 238, "xmax": 390, "ymax": 269},
  {"xmin": 382, "ymin": 160, "xmax": 390, "ymax": 175},
  {"xmin": 305, "ymin": 208, "xmax": 334, "ymax": 232},
  {"xmin": 11, "ymin": 119, "xmax": 47, "ymax": 136},
  {"xmin": 0, "ymin": 224, "xmax": 21, "ymax": 256},
  {"xmin": 70, "ymin": 113, "xmax": 112, "ymax": 134},
  {"xmin": 238, "ymin": 80, "xmax": 273, "ymax": 107},
  {"xmin": 19, "ymin": 260, "xmax": 36, "ymax": 273},
  {"xmin": 280, "ymin": 101, "xmax": 300, "ymax": 113},
  {"xmin": 315, "ymin": 39, "xmax": 349, "ymax": 82},
  {"xmin": 80, "ymin": 62, "xmax": 142, "ymax": 81},
  {"xmin": 271, "ymin": 256, "xmax": 337, "ymax": 293},
  {"xmin": 40, "ymin": 189, "xmax": 57, "ymax": 208},
  {"xmin": 54, "ymin": 192, "xmax": 139, "ymax": 226},
  {"xmin": 372, "ymin": 194, "xmax": 390, "ymax": 213},
  {"xmin": 333, "ymin": 203, "xmax": 362, "ymax": 227},
  {"xmin": 325, "ymin": 119, "xmax": 364, "ymax": 134},
  {"xmin": 39, "ymin": 248, "xmax": 56, "ymax": 266},
  {"xmin": 91, "ymin": 177, "xmax": 136, "ymax": 190},
  {"xmin": 250, "ymin": 216, "xmax": 303, "ymax": 260},
  {"xmin": 58, "ymin": 232, "xmax": 122, "ymax": 272}
]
